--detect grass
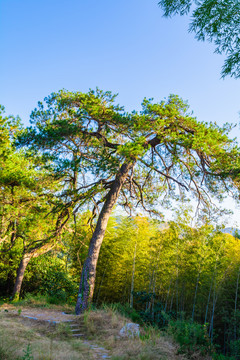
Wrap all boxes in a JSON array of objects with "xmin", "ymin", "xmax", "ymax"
[
  {"xmin": 0, "ymin": 312, "xmax": 94, "ymax": 360},
  {"xmin": 10, "ymin": 293, "xmax": 75, "ymax": 312},
  {"xmin": 74, "ymin": 306, "xmax": 185, "ymax": 360},
  {"xmin": 1, "ymin": 292, "xmax": 76, "ymax": 320},
  {"xmin": 0, "ymin": 299, "xmax": 204, "ymax": 360}
]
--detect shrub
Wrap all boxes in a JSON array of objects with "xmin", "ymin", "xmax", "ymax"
[
  {"xmin": 39, "ymin": 267, "xmax": 77, "ymax": 304},
  {"xmin": 213, "ymin": 354, "xmax": 236, "ymax": 360},
  {"xmin": 167, "ymin": 318, "xmax": 212, "ymax": 356}
]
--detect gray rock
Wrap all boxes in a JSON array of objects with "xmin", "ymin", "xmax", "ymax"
[{"xmin": 119, "ymin": 323, "xmax": 140, "ymax": 338}]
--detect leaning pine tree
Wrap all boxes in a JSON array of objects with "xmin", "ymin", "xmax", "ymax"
[{"xmin": 18, "ymin": 89, "xmax": 240, "ymax": 314}]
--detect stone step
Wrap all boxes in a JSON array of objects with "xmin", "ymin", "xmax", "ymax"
[
  {"xmin": 70, "ymin": 326, "xmax": 85, "ymax": 329},
  {"xmin": 72, "ymin": 333, "xmax": 84, "ymax": 337},
  {"xmin": 71, "ymin": 328, "xmax": 82, "ymax": 332}
]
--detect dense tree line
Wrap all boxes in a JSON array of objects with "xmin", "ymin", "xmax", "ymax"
[{"xmin": 95, "ymin": 215, "xmax": 240, "ymax": 356}]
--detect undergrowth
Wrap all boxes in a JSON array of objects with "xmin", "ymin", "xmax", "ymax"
[
  {"xmin": 0, "ymin": 345, "xmax": 11, "ymax": 360},
  {"xmin": 102, "ymin": 302, "xmax": 144, "ymax": 325},
  {"xmin": 10, "ymin": 293, "xmax": 74, "ymax": 312},
  {"xmin": 167, "ymin": 318, "xmax": 212, "ymax": 357}
]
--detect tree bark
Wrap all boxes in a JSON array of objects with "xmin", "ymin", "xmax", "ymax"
[
  {"xmin": 192, "ymin": 271, "xmax": 200, "ymax": 322},
  {"xmin": 12, "ymin": 253, "xmax": 33, "ymax": 300},
  {"xmin": 12, "ymin": 242, "xmax": 55, "ymax": 301},
  {"xmin": 130, "ymin": 242, "xmax": 137, "ymax": 309},
  {"xmin": 75, "ymin": 161, "xmax": 134, "ymax": 315}
]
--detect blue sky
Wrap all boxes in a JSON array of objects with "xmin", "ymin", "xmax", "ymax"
[{"xmin": 1, "ymin": 0, "xmax": 240, "ymax": 226}]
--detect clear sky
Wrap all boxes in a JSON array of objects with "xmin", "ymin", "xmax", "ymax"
[{"xmin": 1, "ymin": 0, "xmax": 240, "ymax": 226}]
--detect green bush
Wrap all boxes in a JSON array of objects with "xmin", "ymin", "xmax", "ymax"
[
  {"xmin": 46, "ymin": 291, "xmax": 67, "ymax": 305},
  {"xmin": 39, "ymin": 266, "xmax": 77, "ymax": 304},
  {"xmin": 228, "ymin": 338, "xmax": 240, "ymax": 359},
  {"xmin": 20, "ymin": 254, "xmax": 77, "ymax": 304},
  {"xmin": 212, "ymin": 354, "xmax": 236, "ymax": 360},
  {"xmin": 167, "ymin": 318, "xmax": 212, "ymax": 356},
  {"xmin": 14, "ymin": 293, "xmax": 49, "ymax": 307}
]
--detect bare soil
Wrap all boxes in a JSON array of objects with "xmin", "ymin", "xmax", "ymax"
[{"xmin": 0, "ymin": 303, "xmax": 76, "ymax": 322}]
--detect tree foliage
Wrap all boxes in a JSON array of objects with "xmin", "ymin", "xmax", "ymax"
[
  {"xmin": 17, "ymin": 89, "xmax": 240, "ymax": 312},
  {"xmin": 18, "ymin": 89, "xmax": 240, "ymax": 215},
  {"xmin": 94, "ymin": 214, "xmax": 240, "ymax": 357},
  {"xmin": 0, "ymin": 106, "xmax": 68, "ymax": 299},
  {"xmin": 158, "ymin": 0, "xmax": 240, "ymax": 78}
]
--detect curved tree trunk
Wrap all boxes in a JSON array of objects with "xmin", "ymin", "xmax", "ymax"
[
  {"xmin": 12, "ymin": 253, "xmax": 33, "ymax": 301},
  {"xmin": 12, "ymin": 243, "xmax": 55, "ymax": 301},
  {"xmin": 75, "ymin": 161, "xmax": 134, "ymax": 315}
]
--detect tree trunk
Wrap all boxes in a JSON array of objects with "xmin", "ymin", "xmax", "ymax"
[
  {"xmin": 130, "ymin": 242, "xmax": 137, "ymax": 309},
  {"xmin": 164, "ymin": 278, "xmax": 172, "ymax": 312},
  {"xmin": 75, "ymin": 162, "xmax": 134, "ymax": 315},
  {"xmin": 192, "ymin": 270, "xmax": 200, "ymax": 322},
  {"xmin": 209, "ymin": 285, "xmax": 216, "ymax": 343},
  {"xmin": 12, "ymin": 242, "xmax": 55, "ymax": 301},
  {"xmin": 205, "ymin": 268, "xmax": 215, "ymax": 324},
  {"xmin": 95, "ymin": 260, "xmax": 108, "ymax": 306},
  {"xmin": 151, "ymin": 271, "xmax": 156, "ymax": 321},
  {"xmin": 12, "ymin": 253, "xmax": 33, "ymax": 301}
]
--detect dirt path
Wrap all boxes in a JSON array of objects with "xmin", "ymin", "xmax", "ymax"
[
  {"xmin": 1, "ymin": 305, "xmax": 76, "ymax": 322},
  {"xmin": 1, "ymin": 305, "xmax": 111, "ymax": 360}
]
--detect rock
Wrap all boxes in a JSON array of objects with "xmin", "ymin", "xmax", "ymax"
[{"xmin": 119, "ymin": 323, "xmax": 140, "ymax": 338}]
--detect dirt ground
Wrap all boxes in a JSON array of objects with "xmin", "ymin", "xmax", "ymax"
[{"xmin": 1, "ymin": 303, "xmax": 77, "ymax": 322}]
